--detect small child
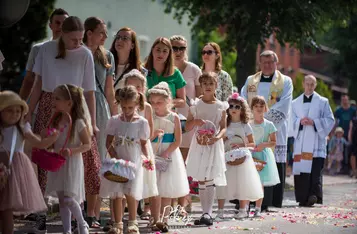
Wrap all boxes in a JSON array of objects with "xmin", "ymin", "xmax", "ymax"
[
  {"xmin": 0, "ymin": 91, "xmax": 58, "ymax": 234},
  {"xmin": 185, "ymin": 72, "xmax": 228, "ymax": 226},
  {"xmin": 215, "ymin": 93, "xmax": 263, "ymax": 220},
  {"xmin": 100, "ymin": 85, "xmax": 150, "ymax": 234},
  {"xmin": 148, "ymin": 82, "xmax": 189, "ymax": 232},
  {"xmin": 328, "ymin": 127, "xmax": 348, "ymax": 174},
  {"xmin": 250, "ymin": 96, "xmax": 280, "ymax": 214},
  {"xmin": 123, "ymin": 69, "xmax": 158, "ymax": 220},
  {"xmin": 45, "ymin": 84, "xmax": 93, "ymax": 234}
]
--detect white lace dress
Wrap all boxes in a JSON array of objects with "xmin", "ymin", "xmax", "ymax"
[
  {"xmin": 186, "ymin": 99, "xmax": 228, "ymax": 186},
  {"xmin": 151, "ymin": 112, "xmax": 189, "ymax": 198},
  {"xmin": 99, "ymin": 115, "xmax": 149, "ymax": 200}
]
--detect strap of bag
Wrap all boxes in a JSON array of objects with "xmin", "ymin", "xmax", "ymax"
[
  {"xmin": 9, "ymin": 127, "xmax": 17, "ymax": 165},
  {"xmin": 95, "ymin": 75, "xmax": 106, "ymax": 98},
  {"xmin": 113, "ymin": 66, "xmax": 131, "ymax": 88}
]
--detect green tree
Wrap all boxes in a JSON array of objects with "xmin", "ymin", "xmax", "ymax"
[
  {"xmin": 157, "ymin": 0, "xmax": 357, "ymax": 89},
  {"xmin": 0, "ymin": 0, "xmax": 56, "ymax": 91},
  {"xmin": 325, "ymin": 14, "xmax": 357, "ymax": 101},
  {"xmin": 293, "ymin": 73, "xmax": 336, "ymax": 111}
]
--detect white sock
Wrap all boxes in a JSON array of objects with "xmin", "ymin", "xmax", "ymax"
[
  {"xmin": 64, "ymin": 197, "xmax": 87, "ymax": 229},
  {"xmin": 205, "ymin": 181, "xmax": 216, "ymax": 216},
  {"xmin": 199, "ymin": 183, "xmax": 207, "ymax": 215},
  {"xmin": 59, "ymin": 206, "xmax": 71, "ymax": 232}
]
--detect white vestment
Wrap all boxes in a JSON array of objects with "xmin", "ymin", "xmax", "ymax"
[
  {"xmin": 291, "ymin": 92, "xmax": 334, "ymax": 175},
  {"xmin": 241, "ymin": 71, "xmax": 293, "ymax": 162}
]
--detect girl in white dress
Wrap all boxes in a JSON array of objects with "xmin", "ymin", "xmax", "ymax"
[
  {"xmin": 215, "ymin": 93, "xmax": 263, "ymax": 220},
  {"xmin": 123, "ymin": 69, "xmax": 158, "ymax": 220},
  {"xmin": 100, "ymin": 86, "xmax": 150, "ymax": 234},
  {"xmin": 45, "ymin": 84, "xmax": 92, "ymax": 234},
  {"xmin": 148, "ymin": 82, "xmax": 189, "ymax": 232},
  {"xmin": 186, "ymin": 72, "xmax": 228, "ymax": 226}
]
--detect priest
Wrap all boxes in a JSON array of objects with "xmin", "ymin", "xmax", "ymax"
[
  {"xmin": 241, "ymin": 50, "xmax": 293, "ymax": 209},
  {"xmin": 291, "ymin": 75, "xmax": 334, "ymax": 206}
]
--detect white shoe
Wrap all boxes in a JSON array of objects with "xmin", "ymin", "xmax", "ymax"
[
  {"xmin": 215, "ymin": 209, "xmax": 224, "ymax": 221},
  {"xmin": 254, "ymin": 208, "xmax": 262, "ymax": 217},
  {"xmin": 234, "ymin": 209, "xmax": 248, "ymax": 219}
]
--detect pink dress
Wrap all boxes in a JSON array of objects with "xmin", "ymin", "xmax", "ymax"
[{"xmin": 0, "ymin": 123, "xmax": 47, "ymax": 214}]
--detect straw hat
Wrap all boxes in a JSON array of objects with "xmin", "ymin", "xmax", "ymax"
[
  {"xmin": 335, "ymin": 127, "xmax": 344, "ymax": 134},
  {"xmin": 0, "ymin": 91, "xmax": 28, "ymax": 115}
]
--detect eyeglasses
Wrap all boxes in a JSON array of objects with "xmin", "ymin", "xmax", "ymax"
[
  {"xmin": 172, "ymin": 46, "xmax": 186, "ymax": 52},
  {"xmin": 201, "ymin": 50, "xmax": 215, "ymax": 55},
  {"xmin": 229, "ymin": 104, "xmax": 241, "ymax": 110},
  {"xmin": 116, "ymin": 35, "xmax": 131, "ymax": 41}
]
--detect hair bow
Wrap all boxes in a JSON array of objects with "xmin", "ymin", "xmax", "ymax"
[{"xmin": 229, "ymin": 92, "xmax": 244, "ymax": 101}]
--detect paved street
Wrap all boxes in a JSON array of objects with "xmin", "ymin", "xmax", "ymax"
[{"xmin": 14, "ymin": 175, "xmax": 357, "ymax": 233}]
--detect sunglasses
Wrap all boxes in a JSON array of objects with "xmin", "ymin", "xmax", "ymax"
[
  {"xmin": 115, "ymin": 35, "xmax": 131, "ymax": 41},
  {"xmin": 172, "ymin": 46, "xmax": 186, "ymax": 52},
  {"xmin": 229, "ymin": 104, "xmax": 241, "ymax": 110},
  {"xmin": 201, "ymin": 50, "xmax": 215, "ymax": 55}
]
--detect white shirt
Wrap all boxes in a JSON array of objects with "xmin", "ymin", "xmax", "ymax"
[{"xmin": 33, "ymin": 40, "xmax": 96, "ymax": 92}]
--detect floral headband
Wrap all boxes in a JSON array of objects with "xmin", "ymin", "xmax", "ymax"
[{"xmin": 228, "ymin": 92, "xmax": 245, "ymax": 102}]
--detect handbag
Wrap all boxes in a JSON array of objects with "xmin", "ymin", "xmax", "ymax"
[
  {"xmin": 32, "ymin": 111, "xmax": 72, "ymax": 172},
  {"xmin": 0, "ymin": 128, "xmax": 16, "ymax": 190},
  {"xmin": 154, "ymin": 135, "xmax": 171, "ymax": 172}
]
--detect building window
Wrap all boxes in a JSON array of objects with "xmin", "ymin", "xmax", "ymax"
[
  {"xmin": 281, "ymin": 46, "xmax": 286, "ymax": 56},
  {"xmin": 138, "ymin": 35, "xmax": 150, "ymax": 61}
]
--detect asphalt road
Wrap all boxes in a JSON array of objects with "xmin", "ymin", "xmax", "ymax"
[{"xmin": 14, "ymin": 182, "xmax": 357, "ymax": 234}]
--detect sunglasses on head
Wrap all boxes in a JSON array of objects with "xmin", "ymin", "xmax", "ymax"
[
  {"xmin": 201, "ymin": 50, "xmax": 215, "ymax": 55},
  {"xmin": 172, "ymin": 46, "xmax": 186, "ymax": 52},
  {"xmin": 116, "ymin": 35, "xmax": 131, "ymax": 41},
  {"xmin": 229, "ymin": 104, "xmax": 241, "ymax": 110}
]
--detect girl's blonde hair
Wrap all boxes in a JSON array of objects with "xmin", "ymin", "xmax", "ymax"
[
  {"xmin": 53, "ymin": 84, "xmax": 92, "ymax": 141},
  {"xmin": 144, "ymin": 37, "xmax": 175, "ymax": 77},
  {"xmin": 123, "ymin": 69, "xmax": 147, "ymax": 92},
  {"xmin": 83, "ymin": 17, "xmax": 111, "ymax": 69},
  {"xmin": 115, "ymin": 85, "xmax": 145, "ymax": 111},
  {"xmin": 227, "ymin": 98, "xmax": 251, "ymax": 125},
  {"xmin": 250, "ymin": 96, "xmax": 269, "ymax": 112},
  {"xmin": 147, "ymin": 82, "xmax": 173, "ymax": 110}
]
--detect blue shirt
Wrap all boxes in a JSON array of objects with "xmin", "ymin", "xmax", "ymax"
[{"xmin": 335, "ymin": 106, "xmax": 356, "ymax": 138}]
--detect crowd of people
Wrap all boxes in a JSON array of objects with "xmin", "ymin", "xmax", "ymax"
[{"xmin": 0, "ymin": 8, "xmax": 356, "ymax": 234}]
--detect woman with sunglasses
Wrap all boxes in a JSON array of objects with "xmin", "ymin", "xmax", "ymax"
[
  {"xmin": 110, "ymin": 27, "xmax": 147, "ymax": 91},
  {"xmin": 170, "ymin": 35, "xmax": 202, "ymax": 214},
  {"xmin": 201, "ymin": 42, "xmax": 233, "ymax": 102}
]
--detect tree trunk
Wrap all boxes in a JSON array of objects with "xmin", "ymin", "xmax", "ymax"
[{"xmin": 235, "ymin": 40, "xmax": 257, "ymax": 91}]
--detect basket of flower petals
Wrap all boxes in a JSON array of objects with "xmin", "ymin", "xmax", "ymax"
[
  {"xmin": 225, "ymin": 135, "xmax": 254, "ymax": 166},
  {"xmin": 101, "ymin": 158, "xmax": 136, "ymax": 183},
  {"xmin": 195, "ymin": 120, "xmax": 217, "ymax": 145}
]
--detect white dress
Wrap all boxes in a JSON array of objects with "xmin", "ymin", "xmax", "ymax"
[
  {"xmin": 217, "ymin": 122, "xmax": 263, "ymax": 201},
  {"xmin": 152, "ymin": 112, "xmax": 189, "ymax": 198},
  {"xmin": 99, "ymin": 115, "xmax": 149, "ymax": 200},
  {"xmin": 46, "ymin": 119, "xmax": 86, "ymax": 203},
  {"xmin": 186, "ymin": 99, "xmax": 227, "ymax": 186},
  {"xmin": 138, "ymin": 108, "xmax": 159, "ymax": 199}
]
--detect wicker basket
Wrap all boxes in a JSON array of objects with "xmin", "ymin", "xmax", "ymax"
[
  {"xmin": 226, "ymin": 135, "xmax": 247, "ymax": 166},
  {"xmin": 253, "ymin": 158, "xmax": 266, "ymax": 171},
  {"xmin": 195, "ymin": 120, "xmax": 217, "ymax": 145},
  {"xmin": 103, "ymin": 171, "xmax": 129, "ymax": 183}
]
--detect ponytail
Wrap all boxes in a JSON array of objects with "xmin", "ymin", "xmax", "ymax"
[
  {"xmin": 56, "ymin": 37, "xmax": 66, "ymax": 59},
  {"xmin": 138, "ymin": 92, "xmax": 145, "ymax": 111}
]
